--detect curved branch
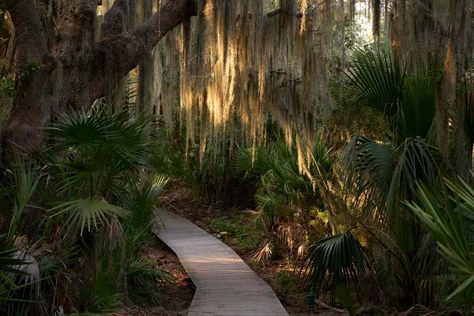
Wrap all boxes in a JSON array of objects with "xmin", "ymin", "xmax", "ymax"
[
  {"xmin": 94, "ymin": 0, "xmax": 197, "ymax": 79},
  {"xmin": 102, "ymin": 0, "xmax": 130, "ymax": 37}
]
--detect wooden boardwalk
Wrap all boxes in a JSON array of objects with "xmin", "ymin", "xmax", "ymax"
[{"xmin": 153, "ymin": 209, "xmax": 289, "ymax": 316}]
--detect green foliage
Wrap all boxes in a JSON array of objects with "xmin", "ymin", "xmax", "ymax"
[
  {"xmin": 0, "ymin": 76, "xmax": 15, "ymax": 98},
  {"xmin": 234, "ymin": 136, "xmax": 334, "ymax": 230},
  {"xmin": 0, "ymin": 105, "xmax": 170, "ymax": 315},
  {"xmin": 342, "ymin": 47, "xmax": 443, "ymax": 256},
  {"xmin": 0, "ymin": 158, "xmax": 43, "ymax": 315},
  {"xmin": 231, "ymin": 136, "xmax": 336, "ymax": 261},
  {"xmin": 304, "ymin": 231, "xmax": 367, "ymax": 296},
  {"xmin": 46, "ymin": 105, "xmax": 154, "ymax": 198},
  {"xmin": 340, "ymin": 48, "xmax": 450, "ymax": 307},
  {"xmin": 209, "ymin": 217, "xmax": 260, "ymax": 251},
  {"xmin": 6, "ymin": 158, "xmax": 42, "ymax": 242},
  {"xmin": 343, "ymin": 136, "xmax": 440, "ymax": 231},
  {"xmin": 126, "ymin": 258, "xmax": 172, "ymax": 307},
  {"xmin": 346, "ymin": 49, "xmax": 404, "ymax": 122},
  {"xmin": 274, "ymin": 271, "xmax": 297, "ymax": 303},
  {"xmin": 50, "ymin": 198, "xmax": 129, "ymax": 237},
  {"xmin": 406, "ymin": 178, "xmax": 474, "ymax": 303},
  {"xmin": 0, "ymin": 236, "xmax": 31, "ymax": 308},
  {"xmin": 346, "ymin": 48, "xmax": 436, "ymax": 142},
  {"xmin": 124, "ymin": 175, "xmax": 169, "ymax": 231},
  {"xmin": 67, "ymin": 258, "xmax": 123, "ymax": 315}
]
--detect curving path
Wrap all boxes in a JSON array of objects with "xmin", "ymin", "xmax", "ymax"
[{"xmin": 153, "ymin": 209, "xmax": 289, "ymax": 316}]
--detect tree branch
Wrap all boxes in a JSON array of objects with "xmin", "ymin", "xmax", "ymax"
[
  {"xmin": 102, "ymin": 0, "xmax": 130, "ymax": 37},
  {"xmin": 94, "ymin": 0, "xmax": 197, "ymax": 79}
]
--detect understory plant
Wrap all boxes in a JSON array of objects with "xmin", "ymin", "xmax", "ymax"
[
  {"xmin": 0, "ymin": 104, "xmax": 170, "ymax": 315},
  {"xmin": 407, "ymin": 178, "xmax": 474, "ymax": 306},
  {"xmin": 301, "ymin": 48, "xmax": 460, "ymax": 309},
  {"xmin": 233, "ymin": 134, "xmax": 336, "ymax": 262}
]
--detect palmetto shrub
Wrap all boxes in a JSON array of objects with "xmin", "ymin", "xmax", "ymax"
[
  {"xmin": 0, "ymin": 104, "xmax": 170, "ymax": 315},
  {"xmin": 233, "ymin": 135, "xmax": 336, "ymax": 261},
  {"xmin": 407, "ymin": 178, "xmax": 474, "ymax": 305},
  {"xmin": 302, "ymin": 49, "xmax": 450, "ymax": 308}
]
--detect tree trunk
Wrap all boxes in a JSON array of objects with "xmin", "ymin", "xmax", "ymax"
[
  {"xmin": 2, "ymin": 0, "xmax": 196, "ymax": 158},
  {"xmin": 391, "ymin": 0, "xmax": 473, "ymax": 174}
]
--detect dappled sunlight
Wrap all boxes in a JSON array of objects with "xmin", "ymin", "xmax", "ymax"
[
  {"xmin": 1, "ymin": 0, "xmax": 473, "ymax": 314},
  {"xmin": 156, "ymin": 0, "xmax": 338, "ymax": 171}
]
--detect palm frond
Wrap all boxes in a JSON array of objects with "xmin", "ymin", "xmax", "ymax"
[
  {"xmin": 50, "ymin": 199, "xmax": 129, "ymax": 236},
  {"xmin": 400, "ymin": 74, "xmax": 436, "ymax": 139},
  {"xmin": 343, "ymin": 136, "xmax": 440, "ymax": 230},
  {"xmin": 124, "ymin": 175, "xmax": 169, "ymax": 230},
  {"xmin": 126, "ymin": 258, "xmax": 172, "ymax": 306},
  {"xmin": 406, "ymin": 178, "xmax": 474, "ymax": 301},
  {"xmin": 303, "ymin": 231, "xmax": 367, "ymax": 294},
  {"xmin": 346, "ymin": 49, "xmax": 436, "ymax": 142},
  {"xmin": 8, "ymin": 158, "xmax": 42, "ymax": 241},
  {"xmin": 346, "ymin": 48, "xmax": 404, "ymax": 120},
  {"xmin": 47, "ymin": 107, "xmax": 154, "ymax": 197}
]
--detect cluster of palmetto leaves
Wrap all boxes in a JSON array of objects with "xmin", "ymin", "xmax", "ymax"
[
  {"xmin": 232, "ymin": 133, "xmax": 336, "ymax": 262},
  {"xmin": 0, "ymin": 105, "xmax": 171, "ymax": 315},
  {"xmin": 300, "ymin": 48, "xmax": 473, "ymax": 310},
  {"xmin": 406, "ymin": 178, "xmax": 474, "ymax": 304}
]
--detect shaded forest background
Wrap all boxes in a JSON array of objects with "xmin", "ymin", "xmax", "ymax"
[{"xmin": 0, "ymin": 0, "xmax": 473, "ymax": 315}]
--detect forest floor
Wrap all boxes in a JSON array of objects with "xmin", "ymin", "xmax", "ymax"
[
  {"xmin": 154, "ymin": 188, "xmax": 470, "ymax": 316},
  {"xmin": 119, "ymin": 239, "xmax": 196, "ymax": 316},
  {"xmin": 158, "ymin": 187, "xmax": 312, "ymax": 316}
]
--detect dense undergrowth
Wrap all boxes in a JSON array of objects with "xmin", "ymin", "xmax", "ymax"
[
  {"xmin": 0, "ymin": 48, "xmax": 473, "ymax": 315},
  {"xmin": 0, "ymin": 106, "xmax": 173, "ymax": 315},
  {"xmin": 152, "ymin": 49, "xmax": 474, "ymax": 313}
]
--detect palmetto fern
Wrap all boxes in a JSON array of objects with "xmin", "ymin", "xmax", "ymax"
[
  {"xmin": 341, "ymin": 48, "xmax": 446, "ymax": 305},
  {"xmin": 346, "ymin": 49, "xmax": 404, "ymax": 120},
  {"xmin": 0, "ymin": 236, "xmax": 30, "ymax": 302},
  {"xmin": 46, "ymin": 106, "xmax": 154, "ymax": 198},
  {"xmin": 5, "ymin": 157, "xmax": 42, "ymax": 242},
  {"xmin": 346, "ymin": 48, "xmax": 435, "ymax": 143},
  {"xmin": 124, "ymin": 175, "xmax": 169, "ymax": 230},
  {"xmin": 406, "ymin": 178, "xmax": 474, "ymax": 302},
  {"xmin": 343, "ymin": 48, "xmax": 441, "ymax": 234},
  {"xmin": 343, "ymin": 136, "xmax": 440, "ymax": 229},
  {"xmin": 303, "ymin": 231, "xmax": 367, "ymax": 294},
  {"xmin": 233, "ymin": 136, "xmax": 336, "ymax": 261},
  {"xmin": 125, "ymin": 258, "xmax": 173, "ymax": 306},
  {"xmin": 50, "ymin": 198, "xmax": 129, "ymax": 237}
]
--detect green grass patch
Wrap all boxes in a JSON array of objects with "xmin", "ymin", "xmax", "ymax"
[{"xmin": 209, "ymin": 215, "xmax": 261, "ymax": 252}]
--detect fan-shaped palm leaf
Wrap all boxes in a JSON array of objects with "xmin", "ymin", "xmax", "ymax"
[
  {"xmin": 343, "ymin": 136, "xmax": 440, "ymax": 230},
  {"xmin": 47, "ymin": 107, "xmax": 154, "ymax": 198},
  {"xmin": 50, "ymin": 199, "xmax": 129, "ymax": 236},
  {"xmin": 124, "ymin": 175, "xmax": 169, "ymax": 230},
  {"xmin": 346, "ymin": 48, "xmax": 404, "ymax": 119},
  {"xmin": 346, "ymin": 49, "xmax": 436, "ymax": 142},
  {"xmin": 406, "ymin": 179, "xmax": 474, "ymax": 301},
  {"xmin": 303, "ymin": 231, "xmax": 367, "ymax": 294}
]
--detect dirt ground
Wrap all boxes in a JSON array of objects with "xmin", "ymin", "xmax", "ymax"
[{"xmin": 118, "ymin": 239, "xmax": 196, "ymax": 316}]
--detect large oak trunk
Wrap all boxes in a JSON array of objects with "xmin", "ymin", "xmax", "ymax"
[{"xmin": 2, "ymin": 0, "xmax": 196, "ymax": 158}]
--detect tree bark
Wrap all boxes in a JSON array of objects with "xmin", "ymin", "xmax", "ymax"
[
  {"xmin": 3, "ymin": 0, "xmax": 53, "ymax": 152},
  {"xmin": 2, "ymin": 0, "xmax": 197, "ymax": 157}
]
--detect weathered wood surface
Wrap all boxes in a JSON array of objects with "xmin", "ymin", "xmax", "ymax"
[{"xmin": 154, "ymin": 209, "xmax": 288, "ymax": 316}]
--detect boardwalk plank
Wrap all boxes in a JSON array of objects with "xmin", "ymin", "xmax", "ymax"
[{"xmin": 154, "ymin": 209, "xmax": 289, "ymax": 316}]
